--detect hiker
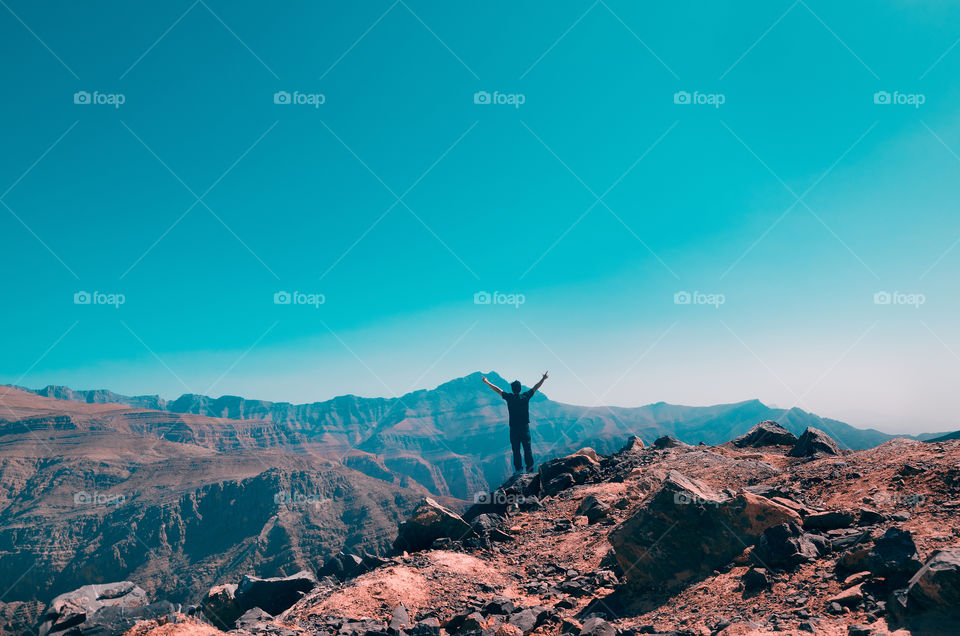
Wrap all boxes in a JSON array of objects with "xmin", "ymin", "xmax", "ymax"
[{"xmin": 482, "ymin": 372, "xmax": 548, "ymax": 474}]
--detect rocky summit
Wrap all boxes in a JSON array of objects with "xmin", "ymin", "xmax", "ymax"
[{"xmin": 31, "ymin": 423, "xmax": 960, "ymax": 635}]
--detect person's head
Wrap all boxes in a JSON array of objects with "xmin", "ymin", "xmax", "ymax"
[{"xmin": 511, "ymin": 380, "xmax": 522, "ymax": 394}]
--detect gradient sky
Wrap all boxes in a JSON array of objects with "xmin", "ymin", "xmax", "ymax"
[{"xmin": 2, "ymin": 1, "xmax": 960, "ymax": 433}]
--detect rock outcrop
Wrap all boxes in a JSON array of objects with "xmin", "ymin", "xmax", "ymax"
[
  {"xmin": 732, "ymin": 421, "xmax": 798, "ymax": 448},
  {"xmin": 788, "ymin": 427, "xmax": 841, "ymax": 457},
  {"xmin": 608, "ymin": 471, "xmax": 799, "ymax": 587},
  {"xmin": 393, "ymin": 497, "xmax": 476, "ymax": 552},
  {"xmin": 37, "ymin": 581, "xmax": 150, "ymax": 636}
]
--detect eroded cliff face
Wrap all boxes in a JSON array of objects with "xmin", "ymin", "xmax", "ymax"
[{"xmin": 0, "ymin": 388, "xmax": 451, "ymax": 624}]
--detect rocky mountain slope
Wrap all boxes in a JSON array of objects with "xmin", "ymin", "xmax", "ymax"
[
  {"xmin": 15, "ymin": 372, "xmax": 933, "ymax": 503},
  {"xmin": 0, "ymin": 388, "xmax": 452, "ymax": 633},
  {"xmin": 50, "ymin": 423, "xmax": 960, "ymax": 635}
]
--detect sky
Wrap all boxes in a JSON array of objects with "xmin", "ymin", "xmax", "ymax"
[{"xmin": 2, "ymin": 1, "xmax": 960, "ymax": 434}]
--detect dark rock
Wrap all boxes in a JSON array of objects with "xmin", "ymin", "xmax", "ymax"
[
  {"xmin": 508, "ymin": 609, "xmax": 540, "ymax": 633},
  {"xmin": 236, "ymin": 570, "xmax": 317, "ymax": 617},
  {"xmin": 560, "ymin": 618, "xmax": 582, "ymax": 634},
  {"xmin": 742, "ymin": 567, "xmax": 771, "ymax": 591},
  {"xmin": 788, "ymin": 427, "xmax": 841, "ymax": 458},
  {"xmin": 389, "ymin": 605, "xmax": 411, "ymax": 631},
  {"xmin": 201, "ymin": 583, "xmax": 242, "ymax": 629},
  {"xmin": 576, "ymin": 495, "xmax": 611, "ymax": 524},
  {"xmin": 319, "ymin": 552, "xmax": 366, "ymax": 580},
  {"xmin": 579, "ymin": 617, "xmax": 617, "ymax": 636},
  {"xmin": 847, "ymin": 625, "xmax": 872, "ymax": 636},
  {"xmin": 898, "ymin": 463, "xmax": 924, "ymax": 476},
  {"xmin": 617, "ymin": 436, "xmax": 645, "ymax": 454},
  {"xmin": 394, "ymin": 497, "xmax": 476, "ymax": 552},
  {"xmin": 753, "ymin": 523, "xmax": 823, "ymax": 569},
  {"xmin": 235, "ymin": 607, "xmax": 274, "ymax": 630},
  {"xmin": 903, "ymin": 549, "xmax": 960, "ymax": 617},
  {"xmin": 540, "ymin": 452, "xmax": 598, "ymax": 487},
  {"xmin": 858, "ymin": 508, "xmax": 885, "ymax": 526},
  {"xmin": 866, "ymin": 528, "xmax": 923, "ymax": 585},
  {"xmin": 803, "ymin": 510, "xmax": 855, "ymax": 530},
  {"xmin": 652, "ymin": 436, "xmax": 685, "ymax": 449},
  {"xmin": 732, "ymin": 421, "xmax": 798, "ymax": 448},
  {"xmin": 609, "ymin": 471, "xmax": 799, "ymax": 587},
  {"xmin": 545, "ymin": 473, "xmax": 576, "ymax": 495},
  {"xmin": 38, "ymin": 581, "xmax": 149, "ymax": 636},
  {"xmin": 484, "ymin": 596, "xmax": 516, "ymax": 614},
  {"xmin": 409, "ymin": 617, "xmax": 441, "ymax": 636}
]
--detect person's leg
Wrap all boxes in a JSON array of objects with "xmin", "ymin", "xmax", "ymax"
[
  {"xmin": 522, "ymin": 438, "xmax": 534, "ymax": 471},
  {"xmin": 510, "ymin": 433, "xmax": 522, "ymax": 472}
]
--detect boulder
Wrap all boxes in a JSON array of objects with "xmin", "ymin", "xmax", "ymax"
[
  {"xmin": 732, "ymin": 421, "xmax": 798, "ymax": 448},
  {"xmin": 866, "ymin": 527, "xmax": 923, "ymax": 584},
  {"xmin": 545, "ymin": 473, "xmax": 576, "ymax": 495},
  {"xmin": 609, "ymin": 471, "xmax": 799, "ymax": 588},
  {"xmin": 200, "ymin": 583, "xmax": 242, "ymax": 629},
  {"xmin": 38, "ymin": 581, "xmax": 149, "ymax": 636},
  {"xmin": 539, "ymin": 453, "xmax": 598, "ymax": 490},
  {"xmin": 788, "ymin": 427, "xmax": 841, "ymax": 458},
  {"xmin": 742, "ymin": 567, "xmax": 771, "ymax": 591},
  {"xmin": 803, "ymin": 510, "xmax": 856, "ymax": 530},
  {"xmin": 318, "ymin": 552, "xmax": 365, "ymax": 580},
  {"xmin": 579, "ymin": 616, "xmax": 617, "ymax": 636},
  {"xmin": 618, "ymin": 435, "xmax": 645, "ymax": 454},
  {"xmin": 394, "ymin": 497, "xmax": 476, "ymax": 552},
  {"xmin": 753, "ymin": 523, "xmax": 824, "ymax": 569},
  {"xmin": 576, "ymin": 495, "xmax": 611, "ymax": 524},
  {"xmin": 236, "ymin": 570, "xmax": 317, "ymax": 617},
  {"xmin": 903, "ymin": 549, "xmax": 960, "ymax": 616},
  {"xmin": 652, "ymin": 435, "xmax": 686, "ymax": 449}
]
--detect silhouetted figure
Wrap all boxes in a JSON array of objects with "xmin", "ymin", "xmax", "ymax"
[{"xmin": 482, "ymin": 372, "xmax": 548, "ymax": 474}]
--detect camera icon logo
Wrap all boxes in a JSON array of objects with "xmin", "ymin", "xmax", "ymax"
[
  {"xmin": 274, "ymin": 291, "xmax": 291, "ymax": 305},
  {"xmin": 874, "ymin": 91, "xmax": 891, "ymax": 105},
  {"xmin": 473, "ymin": 91, "xmax": 491, "ymax": 105},
  {"xmin": 874, "ymin": 291, "xmax": 892, "ymax": 305},
  {"xmin": 673, "ymin": 291, "xmax": 691, "ymax": 305},
  {"xmin": 74, "ymin": 91, "xmax": 91, "ymax": 105},
  {"xmin": 673, "ymin": 91, "xmax": 691, "ymax": 105},
  {"xmin": 474, "ymin": 291, "xmax": 492, "ymax": 305},
  {"xmin": 74, "ymin": 291, "xmax": 91, "ymax": 305},
  {"xmin": 274, "ymin": 91, "xmax": 291, "ymax": 105},
  {"xmin": 673, "ymin": 491, "xmax": 693, "ymax": 505}
]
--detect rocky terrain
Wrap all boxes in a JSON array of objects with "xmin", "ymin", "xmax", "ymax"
[{"xmin": 28, "ymin": 421, "xmax": 960, "ymax": 635}]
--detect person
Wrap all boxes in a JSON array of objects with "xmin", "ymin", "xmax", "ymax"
[{"xmin": 482, "ymin": 371, "xmax": 548, "ymax": 474}]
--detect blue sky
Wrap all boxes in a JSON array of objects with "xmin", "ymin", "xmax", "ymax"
[{"xmin": 2, "ymin": 1, "xmax": 960, "ymax": 433}]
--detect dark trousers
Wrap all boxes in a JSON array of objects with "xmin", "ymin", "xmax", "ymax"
[{"xmin": 510, "ymin": 426, "xmax": 533, "ymax": 471}]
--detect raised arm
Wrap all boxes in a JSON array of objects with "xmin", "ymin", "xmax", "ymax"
[
  {"xmin": 529, "ymin": 371, "xmax": 549, "ymax": 394},
  {"xmin": 482, "ymin": 376, "xmax": 504, "ymax": 396}
]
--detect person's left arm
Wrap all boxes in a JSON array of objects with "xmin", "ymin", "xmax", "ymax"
[{"xmin": 527, "ymin": 371, "xmax": 549, "ymax": 396}]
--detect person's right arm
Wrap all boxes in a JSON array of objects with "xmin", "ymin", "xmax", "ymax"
[{"xmin": 482, "ymin": 376, "xmax": 504, "ymax": 396}]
